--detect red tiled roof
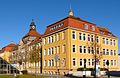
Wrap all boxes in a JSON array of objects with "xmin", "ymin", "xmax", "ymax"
[
  {"xmin": 43, "ymin": 16, "xmax": 116, "ymax": 38},
  {"xmin": 1, "ymin": 43, "xmax": 17, "ymax": 52},
  {"xmin": 23, "ymin": 30, "xmax": 42, "ymax": 38}
]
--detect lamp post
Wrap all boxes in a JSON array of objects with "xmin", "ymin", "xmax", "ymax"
[
  {"xmin": 54, "ymin": 54, "xmax": 59, "ymax": 75},
  {"xmin": 83, "ymin": 59, "xmax": 86, "ymax": 78},
  {"xmin": 106, "ymin": 60, "xmax": 110, "ymax": 78}
]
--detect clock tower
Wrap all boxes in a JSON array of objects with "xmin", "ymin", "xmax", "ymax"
[{"xmin": 30, "ymin": 19, "xmax": 36, "ymax": 31}]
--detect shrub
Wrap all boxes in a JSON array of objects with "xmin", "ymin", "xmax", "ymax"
[
  {"xmin": 77, "ymin": 68, "xmax": 94, "ymax": 71},
  {"xmin": 21, "ymin": 70, "xmax": 28, "ymax": 74}
]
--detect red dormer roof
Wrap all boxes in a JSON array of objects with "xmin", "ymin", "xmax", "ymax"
[{"xmin": 43, "ymin": 16, "xmax": 117, "ymax": 38}]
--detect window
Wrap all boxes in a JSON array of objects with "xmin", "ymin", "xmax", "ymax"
[
  {"xmin": 73, "ymin": 58, "xmax": 76, "ymax": 66},
  {"xmin": 102, "ymin": 38, "xmax": 105, "ymax": 44},
  {"xmin": 88, "ymin": 47, "xmax": 90, "ymax": 54},
  {"xmin": 91, "ymin": 47, "xmax": 94, "ymax": 54},
  {"xmin": 106, "ymin": 39, "xmax": 108, "ymax": 45},
  {"xmin": 114, "ymin": 60, "xmax": 116, "ymax": 66},
  {"xmin": 111, "ymin": 50, "xmax": 113, "ymax": 56},
  {"xmin": 72, "ymin": 31, "xmax": 76, "ymax": 39},
  {"xmin": 44, "ymin": 60, "xmax": 47, "ymax": 67},
  {"xmin": 52, "ymin": 59, "xmax": 54, "ymax": 66},
  {"xmin": 62, "ymin": 31, "xmax": 65, "ymax": 40},
  {"xmin": 55, "ymin": 46, "xmax": 57, "ymax": 54},
  {"xmin": 110, "ymin": 39, "xmax": 112, "ymax": 45},
  {"xmin": 88, "ymin": 59, "xmax": 90, "ymax": 66},
  {"xmin": 97, "ymin": 48, "xmax": 99, "ymax": 54},
  {"xmin": 55, "ymin": 34, "xmax": 57, "ymax": 42},
  {"xmin": 92, "ymin": 59, "xmax": 94, "ymax": 66},
  {"xmin": 79, "ymin": 33, "xmax": 82, "ymax": 40},
  {"xmin": 79, "ymin": 46, "xmax": 82, "ymax": 53},
  {"xmin": 58, "ymin": 46, "xmax": 60, "ymax": 54},
  {"xmin": 80, "ymin": 59, "xmax": 82, "ymax": 66},
  {"xmin": 48, "ymin": 60, "xmax": 51, "ymax": 67},
  {"xmin": 84, "ymin": 46, "xmax": 86, "ymax": 53},
  {"xmin": 103, "ymin": 60, "xmax": 105, "ymax": 66},
  {"xmin": 96, "ymin": 36, "xmax": 99, "ymax": 43},
  {"xmin": 44, "ymin": 49, "xmax": 46, "ymax": 56},
  {"xmin": 88, "ymin": 34, "xmax": 90, "ymax": 41},
  {"xmin": 62, "ymin": 45, "xmax": 66, "ymax": 53},
  {"xmin": 101, "ymin": 31, "xmax": 104, "ymax": 35},
  {"xmin": 111, "ymin": 60, "xmax": 113, "ymax": 66},
  {"xmin": 103, "ymin": 49, "xmax": 105, "ymax": 55},
  {"xmin": 51, "ymin": 47, "xmax": 54, "ymax": 54},
  {"xmin": 92, "ymin": 26, "xmax": 95, "ymax": 31},
  {"xmin": 106, "ymin": 49, "xmax": 109, "ymax": 55},
  {"xmin": 57, "ymin": 33, "xmax": 60, "ymax": 41},
  {"xmin": 62, "ymin": 58, "xmax": 66, "ymax": 67},
  {"xmin": 91, "ymin": 35, "xmax": 94, "ymax": 42},
  {"xmin": 51, "ymin": 36, "xmax": 54, "ymax": 43},
  {"xmin": 83, "ymin": 34, "xmax": 86, "ymax": 41},
  {"xmin": 72, "ymin": 45, "xmax": 76, "ymax": 53},
  {"xmin": 114, "ymin": 50, "xmax": 116, "ymax": 56},
  {"xmin": 48, "ymin": 48, "xmax": 51, "ymax": 55},
  {"xmin": 44, "ymin": 38, "xmax": 46, "ymax": 44},
  {"xmin": 84, "ymin": 24, "xmax": 88, "ymax": 30},
  {"xmin": 113, "ymin": 40, "xmax": 116, "ymax": 46},
  {"xmin": 48, "ymin": 37, "xmax": 51, "ymax": 44}
]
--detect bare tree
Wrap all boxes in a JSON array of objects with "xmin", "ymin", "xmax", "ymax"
[
  {"xmin": 29, "ymin": 41, "xmax": 40, "ymax": 76},
  {"xmin": 88, "ymin": 34, "xmax": 103, "ymax": 78}
]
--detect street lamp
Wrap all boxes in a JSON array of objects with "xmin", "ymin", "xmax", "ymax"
[
  {"xmin": 83, "ymin": 59, "xmax": 86, "ymax": 78},
  {"xmin": 106, "ymin": 60, "xmax": 110, "ymax": 78},
  {"xmin": 54, "ymin": 54, "xmax": 59, "ymax": 75}
]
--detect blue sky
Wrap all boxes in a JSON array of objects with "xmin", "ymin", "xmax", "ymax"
[{"xmin": 0, "ymin": 0, "xmax": 120, "ymax": 52}]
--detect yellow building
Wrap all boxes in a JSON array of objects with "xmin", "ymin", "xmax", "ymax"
[
  {"xmin": 42, "ymin": 9, "xmax": 118, "ymax": 75},
  {"xmin": 0, "ymin": 43, "xmax": 17, "ymax": 63}
]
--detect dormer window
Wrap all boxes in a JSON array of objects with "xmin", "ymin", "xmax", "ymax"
[
  {"xmin": 50, "ymin": 23, "xmax": 64, "ymax": 31},
  {"xmin": 92, "ymin": 26, "xmax": 95, "ymax": 31},
  {"xmin": 100, "ymin": 31, "xmax": 104, "ymax": 35},
  {"xmin": 84, "ymin": 24, "xmax": 88, "ymax": 30}
]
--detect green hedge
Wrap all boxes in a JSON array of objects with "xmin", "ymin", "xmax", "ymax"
[
  {"xmin": 77, "ymin": 68, "xmax": 107, "ymax": 71},
  {"xmin": 21, "ymin": 70, "xmax": 28, "ymax": 74}
]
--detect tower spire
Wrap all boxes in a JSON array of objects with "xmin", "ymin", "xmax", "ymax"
[
  {"xmin": 69, "ymin": 5, "xmax": 73, "ymax": 16},
  {"xmin": 30, "ymin": 19, "xmax": 36, "ymax": 31}
]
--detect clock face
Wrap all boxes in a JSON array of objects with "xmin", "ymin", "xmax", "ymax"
[{"xmin": 32, "ymin": 26, "xmax": 35, "ymax": 29}]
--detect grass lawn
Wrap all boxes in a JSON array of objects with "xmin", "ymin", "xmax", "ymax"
[{"xmin": 0, "ymin": 75, "xmax": 47, "ymax": 78}]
